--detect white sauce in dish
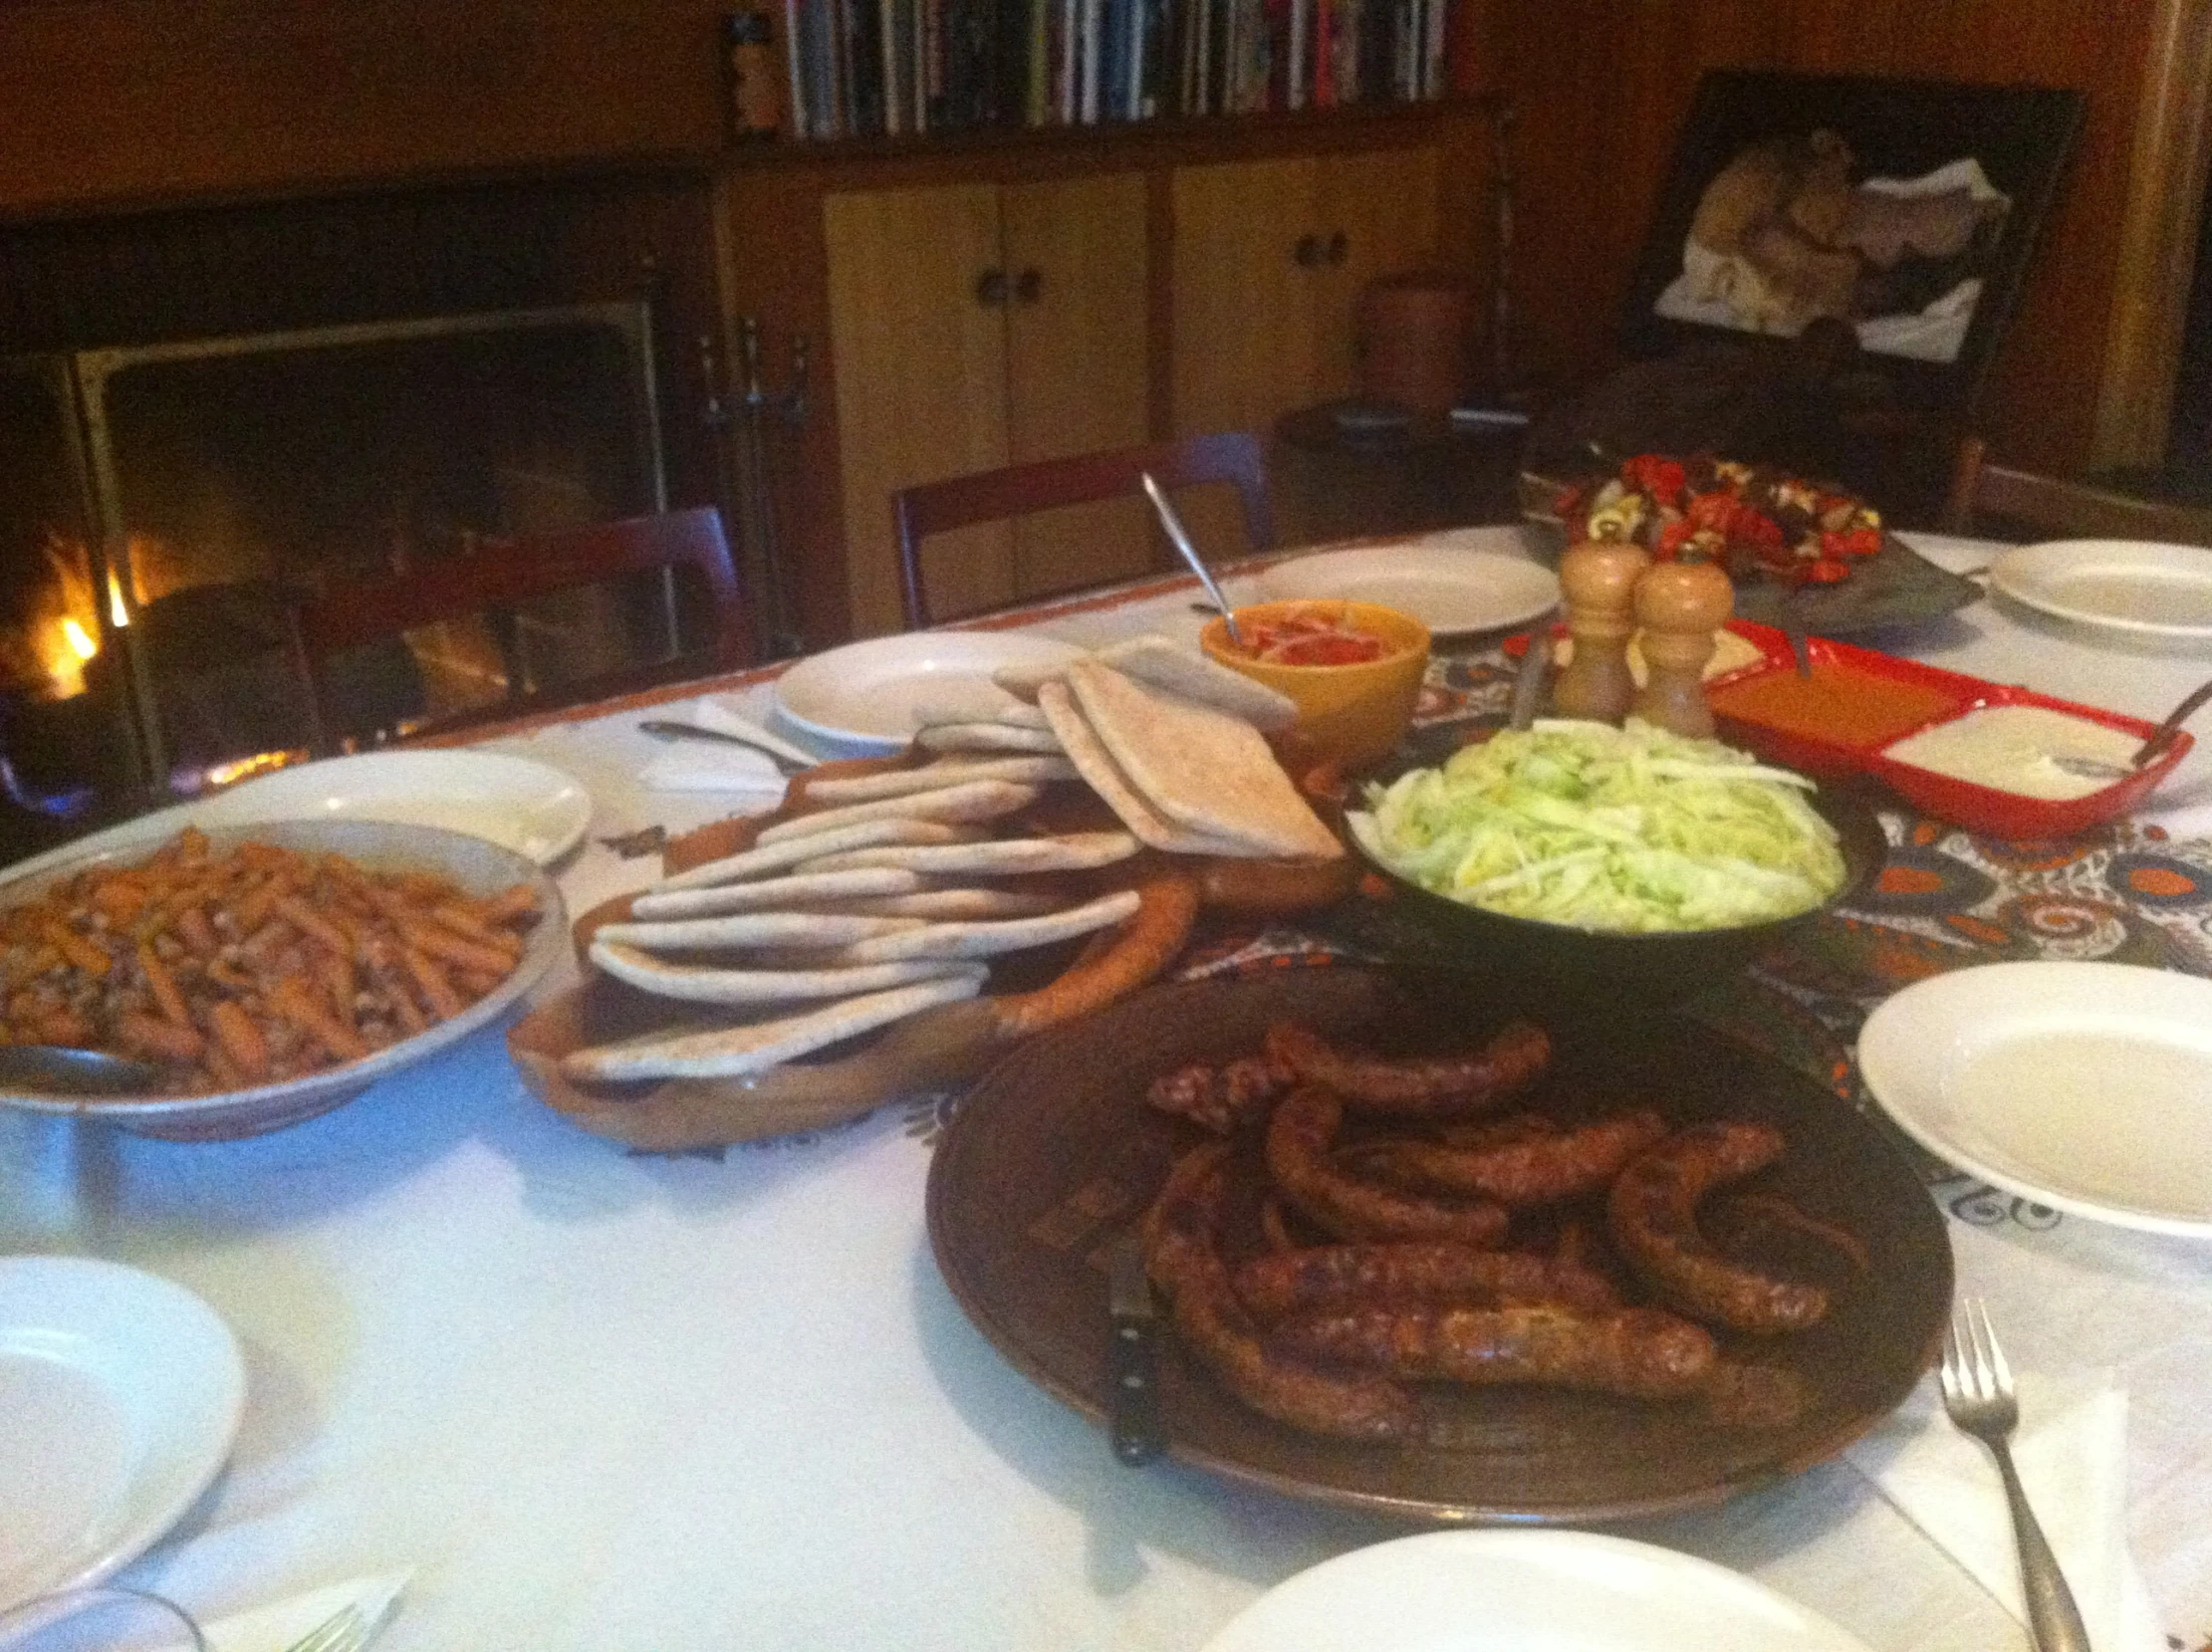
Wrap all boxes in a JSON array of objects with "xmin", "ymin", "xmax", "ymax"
[{"xmin": 1881, "ymin": 704, "xmax": 2140, "ymax": 800}]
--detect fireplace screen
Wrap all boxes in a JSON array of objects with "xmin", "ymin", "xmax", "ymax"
[{"xmin": 0, "ymin": 301, "xmax": 667, "ymax": 832}]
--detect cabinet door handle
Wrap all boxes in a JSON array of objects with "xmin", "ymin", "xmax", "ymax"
[
  {"xmin": 1327, "ymin": 230, "xmax": 1349, "ymax": 266},
  {"xmin": 1293, "ymin": 233, "xmax": 1323, "ymax": 268},
  {"xmin": 975, "ymin": 268, "xmax": 1010, "ymax": 308},
  {"xmin": 1014, "ymin": 267, "xmax": 1044, "ymax": 304}
]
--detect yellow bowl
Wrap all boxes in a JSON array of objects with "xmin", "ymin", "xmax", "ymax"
[{"xmin": 1200, "ymin": 598, "xmax": 1430, "ymax": 769}]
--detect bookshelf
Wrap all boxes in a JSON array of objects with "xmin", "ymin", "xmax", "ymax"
[{"xmin": 757, "ymin": 0, "xmax": 1456, "ymax": 144}]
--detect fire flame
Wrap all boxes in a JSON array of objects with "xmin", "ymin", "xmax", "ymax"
[{"xmin": 62, "ymin": 618, "xmax": 96, "ymax": 662}]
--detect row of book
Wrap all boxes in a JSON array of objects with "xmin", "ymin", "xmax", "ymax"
[{"xmin": 774, "ymin": 0, "xmax": 1454, "ymax": 140}]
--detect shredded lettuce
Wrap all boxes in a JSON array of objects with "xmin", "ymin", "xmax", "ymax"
[{"xmin": 1347, "ymin": 718, "xmax": 1846, "ymax": 933}]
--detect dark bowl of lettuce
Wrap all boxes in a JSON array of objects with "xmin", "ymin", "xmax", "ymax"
[{"xmin": 1322, "ymin": 718, "xmax": 1887, "ymax": 1015}]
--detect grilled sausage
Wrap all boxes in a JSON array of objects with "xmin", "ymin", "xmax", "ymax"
[
  {"xmin": 1271, "ymin": 1302, "xmax": 1717, "ymax": 1399},
  {"xmin": 1140, "ymin": 1143, "xmax": 1423, "ymax": 1443},
  {"xmin": 1264, "ymin": 1085, "xmax": 1510, "ymax": 1248},
  {"xmin": 1264, "ymin": 1019, "xmax": 1551, "ymax": 1117},
  {"xmin": 1144, "ymin": 1053, "xmax": 1294, "ymax": 1135},
  {"xmin": 1362, "ymin": 1109, "xmax": 1670, "ymax": 1207},
  {"xmin": 1231, "ymin": 1243, "xmax": 1621, "ymax": 1321},
  {"xmin": 1606, "ymin": 1122, "xmax": 1830, "ymax": 1333}
]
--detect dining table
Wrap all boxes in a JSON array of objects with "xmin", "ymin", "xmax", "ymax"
[{"xmin": 3, "ymin": 525, "xmax": 2210, "ymax": 1652}]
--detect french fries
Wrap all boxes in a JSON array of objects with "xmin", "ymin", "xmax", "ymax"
[{"xmin": 0, "ymin": 828, "xmax": 541, "ymax": 1093}]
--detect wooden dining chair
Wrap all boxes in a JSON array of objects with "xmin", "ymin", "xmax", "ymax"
[
  {"xmin": 289, "ymin": 507, "xmax": 752, "ymax": 750},
  {"xmin": 891, "ymin": 430, "xmax": 1276, "ymax": 628},
  {"xmin": 1942, "ymin": 436, "xmax": 2212, "ymax": 545}
]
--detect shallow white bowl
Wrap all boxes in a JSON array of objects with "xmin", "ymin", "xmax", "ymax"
[
  {"xmin": 1255, "ymin": 533, "xmax": 1560, "ymax": 636},
  {"xmin": 1858, "ymin": 960, "xmax": 2212, "ymax": 1236},
  {"xmin": 1990, "ymin": 539, "xmax": 2212, "ymax": 641},
  {"xmin": 773, "ymin": 631, "xmax": 1083, "ymax": 757},
  {"xmin": 0, "ymin": 1257, "xmax": 245, "ymax": 1614},
  {"xmin": 1201, "ymin": 1530, "xmax": 1874, "ymax": 1652}
]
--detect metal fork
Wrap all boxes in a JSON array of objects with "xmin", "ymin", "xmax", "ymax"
[
  {"xmin": 1938, "ymin": 1297, "xmax": 2092, "ymax": 1652},
  {"xmin": 285, "ymin": 1599, "xmax": 392, "ymax": 1652}
]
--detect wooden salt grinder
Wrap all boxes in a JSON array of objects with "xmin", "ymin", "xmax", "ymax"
[
  {"xmin": 1549, "ymin": 539, "xmax": 1649, "ymax": 724},
  {"xmin": 1630, "ymin": 558, "xmax": 1735, "ymax": 738}
]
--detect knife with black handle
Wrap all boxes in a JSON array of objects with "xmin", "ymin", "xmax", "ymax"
[{"xmin": 1106, "ymin": 1232, "xmax": 1166, "ymax": 1466}]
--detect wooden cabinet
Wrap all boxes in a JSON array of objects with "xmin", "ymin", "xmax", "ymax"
[
  {"xmin": 1171, "ymin": 145, "xmax": 1443, "ymax": 436},
  {"xmin": 824, "ymin": 172, "xmax": 1150, "ymax": 634},
  {"xmin": 715, "ymin": 107, "xmax": 1488, "ymax": 647}
]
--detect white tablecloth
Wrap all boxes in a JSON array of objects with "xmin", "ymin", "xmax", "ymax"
[{"xmin": 5, "ymin": 529, "xmax": 2210, "ymax": 1651}]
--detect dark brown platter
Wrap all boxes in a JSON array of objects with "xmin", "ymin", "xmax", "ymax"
[{"xmin": 925, "ymin": 966, "xmax": 1952, "ymax": 1525}]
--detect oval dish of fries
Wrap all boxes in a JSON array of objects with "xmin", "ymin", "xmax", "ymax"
[{"xmin": 0, "ymin": 818, "xmax": 565, "ymax": 1141}]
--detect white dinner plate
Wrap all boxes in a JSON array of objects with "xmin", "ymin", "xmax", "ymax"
[
  {"xmin": 1253, "ymin": 529, "xmax": 1560, "ymax": 636},
  {"xmin": 0, "ymin": 750, "xmax": 592, "ymax": 881},
  {"xmin": 1857, "ymin": 961, "xmax": 2212, "ymax": 1236},
  {"xmin": 0, "ymin": 1257, "xmax": 246, "ymax": 1613},
  {"xmin": 773, "ymin": 631, "xmax": 1083, "ymax": 757},
  {"xmin": 1989, "ymin": 539, "xmax": 2212, "ymax": 641},
  {"xmin": 1200, "ymin": 1530, "xmax": 1874, "ymax": 1652}
]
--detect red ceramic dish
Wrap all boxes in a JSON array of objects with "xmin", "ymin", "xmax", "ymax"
[
  {"xmin": 1502, "ymin": 621, "xmax": 2191, "ymax": 837},
  {"xmin": 1704, "ymin": 622, "xmax": 2192, "ymax": 838}
]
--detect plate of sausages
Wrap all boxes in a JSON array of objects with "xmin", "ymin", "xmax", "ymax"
[{"xmin": 926, "ymin": 965, "xmax": 1951, "ymax": 1524}]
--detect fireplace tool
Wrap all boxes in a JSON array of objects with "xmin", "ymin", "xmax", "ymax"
[{"xmin": 707, "ymin": 320, "xmax": 809, "ymax": 660}]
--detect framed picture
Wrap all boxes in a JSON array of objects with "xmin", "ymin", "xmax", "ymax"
[{"xmin": 1618, "ymin": 72, "xmax": 2085, "ymax": 417}]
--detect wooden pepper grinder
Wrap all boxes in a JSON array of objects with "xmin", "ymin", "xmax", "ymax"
[
  {"xmin": 1630, "ymin": 555, "xmax": 1735, "ymax": 738},
  {"xmin": 1549, "ymin": 539, "xmax": 1650, "ymax": 724}
]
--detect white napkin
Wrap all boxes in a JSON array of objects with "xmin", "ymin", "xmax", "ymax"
[
  {"xmin": 188, "ymin": 1570, "xmax": 411, "ymax": 1652},
  {"xmin": 1844, "ymin": 1369, "xmax": 2164, "ymax": 1650},
  {"xmin": 635, "ymin": 696, "xmax": 812, "ymax": 803},
  {"xmin": 687, "ymin": 697, "xmax": 820, "ymax": 768}
]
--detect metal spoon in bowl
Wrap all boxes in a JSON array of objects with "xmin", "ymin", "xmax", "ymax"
[
  {"xmin": 2044, "ymin": 674, "xmax": 2212, "ymax": 783},
  {"xmin": 1140, "ymin": 472, "xmax": 1246, "ymax": 649},
  {"xmin": 0, "ymin": 1046, "xmax": 164, "ymax": 1095}
]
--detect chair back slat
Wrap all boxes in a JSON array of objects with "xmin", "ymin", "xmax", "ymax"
[
  {"xmin": 290, "ymin": 507, "xmax": 750, "ymax": 748},
  {"xmin": 1943, "ymin": 435, "xmax": 2212, "ymax": 545},
  {"xmin": 892, "ymin": 431, "xmax": 1273, "ymax": 628}
]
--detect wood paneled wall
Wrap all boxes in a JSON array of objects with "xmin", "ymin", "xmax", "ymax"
[
  {"xmin": 0, "ymin": 0, "xmax": 727, "ymax": 219},
  {"xmin": 1468, "ymin": 0, "xmax": 2168, "ymax": 474}
]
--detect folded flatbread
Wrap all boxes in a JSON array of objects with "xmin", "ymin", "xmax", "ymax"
[
  {"xmin": 590, "ymin": 942, "xmax": 982, "ymax": 1006},
  {"xmin": 1067, "ymin": 660, "xmax": 1340, "ymax": 860},
  {"xmin": 560, "ymin": 975, "xmax": 984, "ymax": 1080},
  {"xmin": 915, "ymin": 698, "xmax": 1052, "ymax": 732},
  {"xmin": 630, "ymin": 866, "xmax": 922, "ymax": 921},
  {"xmin": 996, "ymin": 634, "xmax": 1298, "ymax": 730},
  {"xmin": 798, "ymin": 755, "xmax": 1075, "ymax": 807},
  {"xmin": 794, "ymin": 830, "xmax": 1138, "ymax": 878},
  {"xmin": 788, "ymin": 887, "xmax": 1065, "ymax": 920},
  {"xmin": 916, "ymin": 721, "xmax": 1065, "ymax": 755},
  {"xmin": 595, "ymin": 910, "xmax": 924, "ymax": 954},
  {"xmin": 652, "ymin": 819, "xmax": 984, "ymax": 893},
  {"xmin": 1036, "ymin": 681, "xmax": 1249, "ymax": 856},
  {"xmin": 753, "ymin": 780, "xmax": 1041, "ymax": 845},
  {"xmin": 813, "ymin": 889, "xmax": 1141, "ymax": 963}
]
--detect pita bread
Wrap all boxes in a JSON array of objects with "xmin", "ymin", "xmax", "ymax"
[
  {"xmin": 798, "ymin": 755, "xmax": 1075, "ymax": 807},
  {"xmin": 753, "ymin": 780, "xmax": 1041, "ymax": 846},
  {"xmin": 915, "ymin": 721, "xmax": 1064, "ymax": 755},
  {"xmin": 629, "ymin": 866, "xmax": 922, "ymax": 921},
  {"xmin": 594, "ymin": 910, "xmax": 924, "ymax": 954},
  {"xmin": 1067, "ymin": 660, "xmax": 1340, "ymax": 860},
  {"xmin": 560, "ymin": 975, "xmax": 983, "ymax": 1080},
  {"xmin": 1036, "ymin": 681, "xmax": 1251, "ymax": 856},
  {"xmin": 788, "ymin": 887, "xmax": 1065, "ymax": 920},
  {"xmin": 1095, "ymin": 634, "xmax": 1299, "ymax": 730},
  {"xmin": 915, "ymin": 698, "xmax": 1052, "ymax": 731},
  {"xmin": 794, "ymin": 830, "xmax": 1138, "ymax": 878},
  {"xmin": 589, "ymin": 941, "xmax": 982, "ymax": 1006},
  {"xmin": 996, "ymin": 635, "xmax": 1298, "ymax": 730},
  {"xmin": 815, "ymin": 889, "xmax": 1140, "ymax": 963},
  {"xmin": 653, "ymin": 819, "xmax": 983, "ymax": 893}
]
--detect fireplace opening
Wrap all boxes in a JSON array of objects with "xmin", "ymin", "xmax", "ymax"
[{"xmin": 0, "ymin": 300, "xmax": 673, "ymax": 841}]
